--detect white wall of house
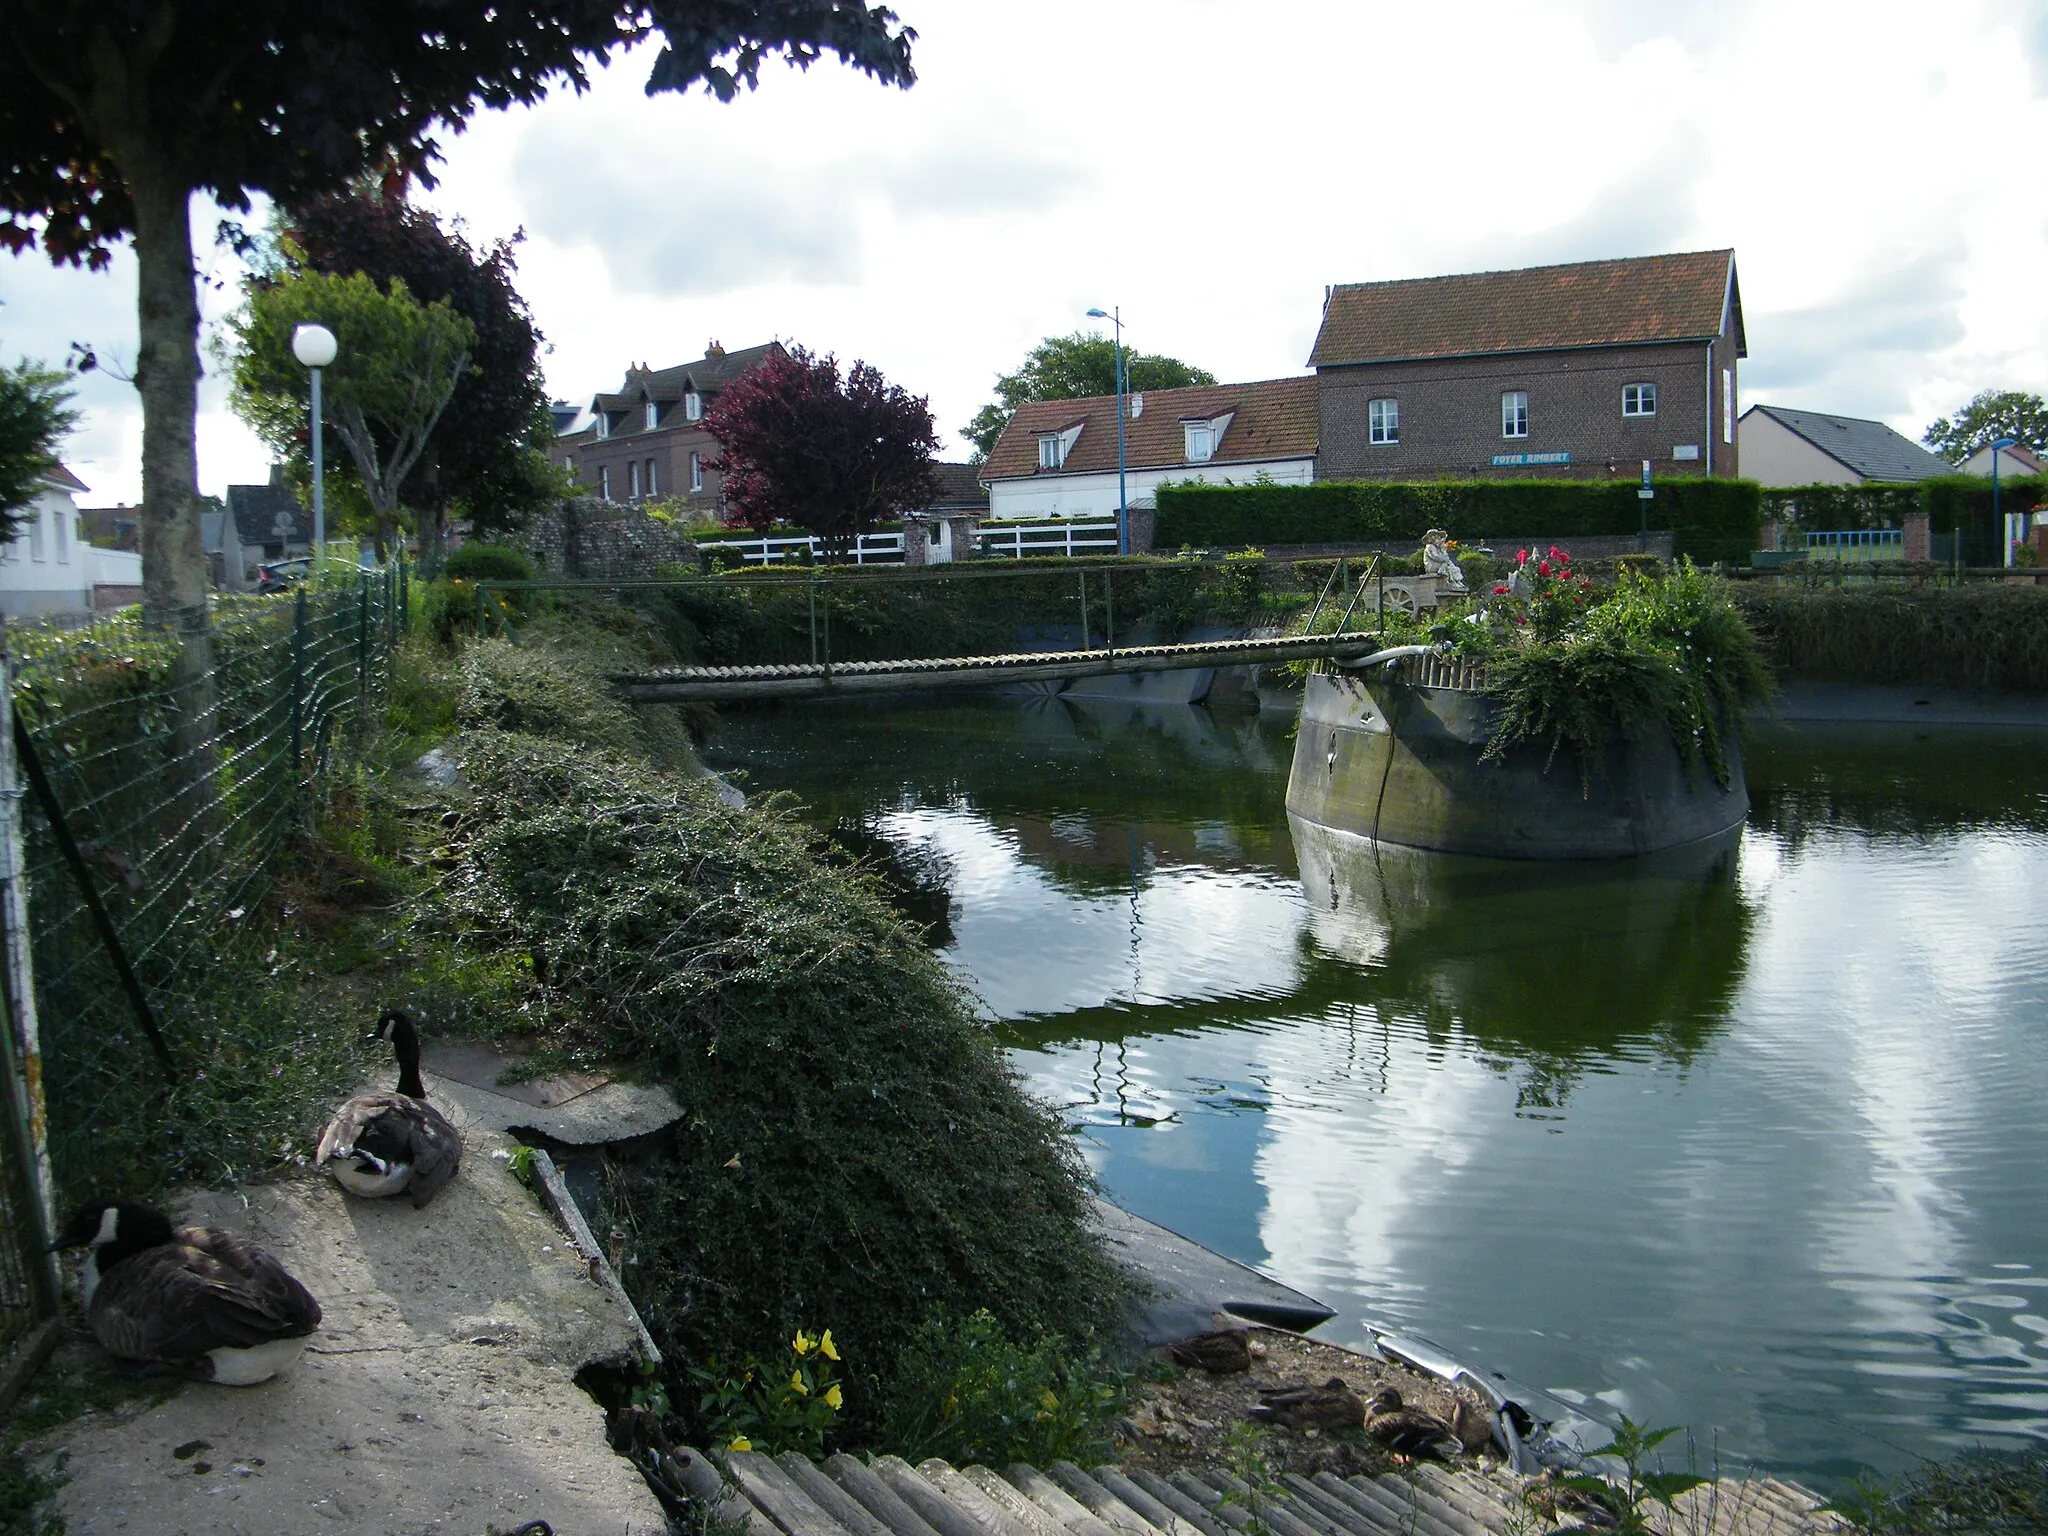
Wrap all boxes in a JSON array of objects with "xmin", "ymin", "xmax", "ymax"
[
  {"xmin": 1958, "ymin": 443, "xmax": 2044, "ymax": 479},
  {"xmin": 1737, "ymin": 410, "xmax": 1860, "ymax": 485},
  {"xmin": 984, "ymin": 456, "xmax": 1315, "ymax": 521},
  {"xmin": 0, "ymin": 483, "xmax": 94, "ymax": 616}
]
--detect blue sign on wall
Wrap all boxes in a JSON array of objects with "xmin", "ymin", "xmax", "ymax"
[{"xmin": 1491, "ymin": 451, "xmax": 1571, "ymax": 467}]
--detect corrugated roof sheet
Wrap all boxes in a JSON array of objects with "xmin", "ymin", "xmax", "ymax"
[
  {"xmin": 982, "ymin": 377, "xmax": 1318, "ymax": 482},
  {"xmin": 1310, "ymin": 250, "xmax": 1739, "ymax": 367},
  {"xmin": 1748, "ymin": 404, "xmax": 1953, "ymax": 483}
]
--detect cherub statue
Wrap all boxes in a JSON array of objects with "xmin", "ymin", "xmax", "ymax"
[{"xmin": 1420, "ymin": 528, "xmax": 1467, "ymax": 591}]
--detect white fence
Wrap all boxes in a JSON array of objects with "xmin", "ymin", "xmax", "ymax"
[
  {"xmin": 1790, "ymin": 529, "xmax": 1904, "ymax": 561},
  {"xmin": 704, "ymin": 518, "xmax": 1123, "ymax": 566}
]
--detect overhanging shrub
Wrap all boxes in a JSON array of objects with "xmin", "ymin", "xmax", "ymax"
[
  {"xmin": 1730, "ymin": 583, "xmax": 2048, "ymax": 691},
  {"xmin": 1759, "ymin": 483, "xmax": 1923, "ymax": 530},
  {"xmin": 443, "ymin": 541, "xmax": 537, "ymax": 584},
  {"xmin": 1153, "ymin": 478, "xmax": 1762, "ymax": 563}
]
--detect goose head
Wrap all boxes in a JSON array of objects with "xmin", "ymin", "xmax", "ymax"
[
  {"xmin": 52, "ymin": 1200, "xmax": 177, "ymax": 1305},
  {"xmin": 375, "ymin": 1009, "xmax": 427, "ymax": 1100}
]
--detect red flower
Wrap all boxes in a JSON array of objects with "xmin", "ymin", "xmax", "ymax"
[
  {"xmin": 1492, "ymin": 584, "xmax": 1509, "ymax": 595},
  {"xmin": 1517, "ymin": 548, "xmax": 1530, "ymax": 566},
  {"xmin": 1549, "ymin": 545, "xmax": 1563, "ymax": 558},
  {"xmin": 1537, "ymin": 559, "xmax": 1552, "ymax": 577}
]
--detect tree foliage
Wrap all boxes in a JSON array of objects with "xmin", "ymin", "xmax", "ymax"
[
  {"xmin": 707, "ymin": 345, "xmax": 940, "ymax": 556},
  {"xmin": 963, "ymin": 331, "xmax": 1217, "ymax": 461},
  {"xmin": 229, "ymin": 268, "xmax": 476, "ymax": 555},
  {"xmin": 281, "ymin": 188, "xmax": 565, "ymax": 553},
  {"xmin": 0, "ymin": 0, "xmax": 918, "ymax": 624},
  {"xmin": 0, "ymin": 357, "xmax": 77, "ymax": 541},
  {"xmin": 1924, "ymin": 390, "xmax": 2048, "ymax": 464}
]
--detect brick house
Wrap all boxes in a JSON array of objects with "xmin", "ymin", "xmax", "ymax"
[
  {"xmin": 980, "ymin": 376, "xmax": 1318, "ymax": 521},
  {"xmin": 550, "ymin": 341, "xmax": 785, "ymax": 512},
  {"xmin": 1310, "ymin": 250, "xmax": 1746, "ymax": 481}
]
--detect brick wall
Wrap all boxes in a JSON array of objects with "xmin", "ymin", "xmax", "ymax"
[
  {"xmin": 1319, "ymin": 340, "xmax": 1737, "ymax": 482},
  {"xmin": 524, "ymin": 498, "xmax": 698, "ymax": 580},
  {"xmin": 553, "ymin": 420, "xmax": 725, "ymax": 515}
]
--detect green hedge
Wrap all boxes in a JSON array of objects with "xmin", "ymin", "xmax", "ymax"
[
  {"xmin": 1152, "ymin": 478, "xmax": 1763, "ymax": 564},
  {"xmin": 1759, "ymin": 484, "xmax": 1923, "ymax": 530},
  {"xmin": 1760, "ymin": 476, "xmax": 2047, "ymax": 565}
]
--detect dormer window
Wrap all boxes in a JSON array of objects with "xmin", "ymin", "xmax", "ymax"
[
  {"xmin": 1038, "ymin": 434, "xmax": 1063, "ymax": 470},
  {"xmin": 1185, "ymin": 424, "xmax": 1216, "ymax": 462},
  {"xmin": 645, "ymin": 400, "xmax": 659, "ymax": 431},
  {"xmin": 594, "ymin": 413, "xmax": 610, "ymax": 441},
  {"xmin": 685, "ymin": 391, "xmax": 703, "ymax": 422}
]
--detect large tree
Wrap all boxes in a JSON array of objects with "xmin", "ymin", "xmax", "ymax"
[
  {"xmin": 1924, "ymin": 390, "xmax": 2048, "ymax": 464},
  {"xmin": 963, "ymin": 332, "xmax": 1217, "ymax": 461},
  {"xmin": 707, "ymin": 345, "xmax": 940, "ymax": 559},
  {"xmin": 0, "ymin": 357, "xmax": 78, "ymax": 543},
  {"xmin": 281, "ymin": 187, "xmax": 565, "ymax": 565},
  {"xmin": 230, "ymin": 269, "xmax": 476, "ymax": 559},
  {"xmin": 0, "ymin": 1, "xmax": 918, "ymax": 634}
]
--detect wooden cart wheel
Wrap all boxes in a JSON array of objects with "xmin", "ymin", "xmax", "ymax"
[{"xmin": 1380, "ymin": 582, "xmax": 1419, "ymax": 618}]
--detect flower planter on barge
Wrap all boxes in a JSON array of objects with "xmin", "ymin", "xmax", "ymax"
[{"xmin": 1286, "ymin": 660, "xmax": 1748, "ymax": 860}]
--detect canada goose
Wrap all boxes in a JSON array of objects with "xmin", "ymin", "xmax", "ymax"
[
  {"xmin": 51, "ymin": 1200, "xmax": 321, "ymax": 1384},
  {"xmin": 1249, "ymin": 1376, "xmax": 1367, "ymax": 1431},
  {"xmin": 1364, "ymin": 1385, "xmax": 1463, "ymax": 1460},
  {"xmin": 316, "ymin": 1008, "xmax": 463, "ymax": 1208}
]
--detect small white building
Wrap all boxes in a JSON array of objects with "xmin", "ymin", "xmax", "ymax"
[
  {"xmin": 0, "ymin": 466, "xmax": 143, "ymax": 618},
  {"xmin": 980, "ymin": 377, "xmax": 1318, "ymax": 521},
  {"xmin": 1736, "ymin": 404, "xmax": 1952, "ymax": 486},
  {"xmin": 1957, "ymin": 442, "xmax": 2046, "ymax": 479}
]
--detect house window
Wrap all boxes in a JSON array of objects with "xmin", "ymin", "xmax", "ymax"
[
  {"xmin": 1037, "ymin": 434, "xmax": 1064, "ymax": 470},
  {"xmin": 645, "ymin": 400, "xmax": 659, "ymax": 431},
  {"xmin": 1722, "ymin": 369, "xmax": 1734, "ymax": 443},
  {"xmin": 1369, "ymin": 398, "xmax": 1400, "ymax": 445},
  {"xmin": 685, "ymin": 392, "xmax": 702, "ymax": 422},
  {"xmin": 629, "ymin": 460, "xmax": 642, "ymax": 499},
  {"xmin": 599, "ymin": 466, "xmax": 612, "ymax": 500},
  {"xmin": 690, "ymin": 451, "xmax": 703, "ymax": 492},
  {"xmin": 1184, "ymin": 423, "xmax": 1216, "ymax": 463},
  {"xmin": 53, "ymin": 507, "xmax": 69, "ymax": 562},
  {"xmin": 595, "ymin": 414, "xmax": 610, "ymax": 440},
  {"xmin": 27, "ymin": 510, "xmax": 44, "ymax": 562},
  {"xmin": 1501, "ymin": 391, "xmax": 1529, "ymax": 438},
  {"xmin": 646, "ymin": 458, "xmax": 658, "ymax": 496},
  {"xmin": 1622, "ymin": 383, "xmax": 1656, "ymax": 417}
]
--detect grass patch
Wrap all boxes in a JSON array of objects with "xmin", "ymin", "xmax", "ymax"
[{"xmin": 1834, "ymin": 1444, "xmax": 2048, "ymax": 1535}]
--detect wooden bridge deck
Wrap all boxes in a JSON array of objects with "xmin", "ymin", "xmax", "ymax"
[{"xmin": 616, "ymin": 632, "xmax": 1387, "ymax": 702}]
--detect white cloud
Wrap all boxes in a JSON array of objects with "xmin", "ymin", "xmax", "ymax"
[{"xmin": 7, "ymin": 0, "xmax": 2048, "ymax": 498}]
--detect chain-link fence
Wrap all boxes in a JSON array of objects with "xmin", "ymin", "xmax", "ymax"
[{"xmin": 8, "ymin": 567, "xmax": 407, "ymax": 1213}]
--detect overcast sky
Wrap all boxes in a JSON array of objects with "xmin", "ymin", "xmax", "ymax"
[{"xmin": 5, "ymin": 0, "xmax": 2047, "ymax": 505}]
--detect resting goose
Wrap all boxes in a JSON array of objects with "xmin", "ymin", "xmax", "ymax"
[
  {"xmin": 316, "ymin": 1008, "xmax": 463, "ymax": 1208},
  {"xmin": 51, "ymin": 1200, "xmax": 322, "ymax": 1384}
]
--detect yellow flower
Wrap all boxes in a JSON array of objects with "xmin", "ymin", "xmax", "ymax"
[
  {"xmin": 790, "ymin": 1371, "xmax": 809, "ymax": 1396},
  {"xmin": 824, "ymin": 1383, "xmax": 844, "ymax": 1410},
  {"xmin": 1040, "ymin": 1388, "xmax": 1059, "ymax": 1410},
  {"xmin": 727, "ymin": 1436, "xmax": 753, "ymax": 1453},
  {"xmin": 793, "ymin": 1331, "xmax": 815, "ymax": 1356},
  {"xmin": 819, "ymin": 1329, "xmax": 839, "ymax": 1362}
]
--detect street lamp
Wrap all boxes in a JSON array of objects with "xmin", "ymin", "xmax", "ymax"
[
  {"xmin": 1990, "ymin": 436, "xmax": 2019, "ymax": 568},
  {"xmin": 292, "ymin": 323, "xmax": 338, "ymax": 574},
  {"xmin": 1085, "ymin": 306, "xmax": 1129, "ymax": 556}
]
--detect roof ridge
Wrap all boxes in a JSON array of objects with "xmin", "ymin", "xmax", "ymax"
[{"xmin": 1327, "ymin": 248, "xmax": 1733, "ymax": 294}]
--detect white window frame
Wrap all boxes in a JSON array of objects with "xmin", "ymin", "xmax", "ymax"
[
  {"xmin": 27, "ymin": 509, "xmax": 44, "ymax": 562},
  {"xmin": 1368, "ymin": 397, "xmax": 1400, "ymax": 445},
  {"xmin": 646, "ymin": 458, "xmax": 658, "ymax": 497},
  {"xmin": 595, "ymin": 413, "xmax": 610, "ymax": 440},
  {"xmin": 53, "ymin": 506, "xmax": 69, "ymax": 562},
  {"xmin": 1038, "ymin": 434, "xmax": 1063, "ymax": 470},
  {"xmin": 1501, "ymin": 391, "xmax": 1529, "ymax": 439},
  {"xmin": 599, "ymin": 465, "xmax": 612, "ymax": 500},
  {"xmin": 1722, "ymin": 369, "xmax": 1734, "ymax": 443},
  {"xmin": 690, "ymin": 451, "xmax": 703, "ymax": 492},
  {"xmin": 1184, "ymin": 422, "xmax": 1216, "ymax": 463},
  {"xmin": 685, "ymin": 391, "xmax": 703, "ymax": 422},
  {"xmin": 1622, "ymin": 383, "xmax": 1657, "ymax": 417},
  {"xmin": 629, "ymin": 460, "xmax": 642, "ymax": 500},
  {"xmin": 645, "ymin": 400, "xmax": 658, "ymax": 431}
]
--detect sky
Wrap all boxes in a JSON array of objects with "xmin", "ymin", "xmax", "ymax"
[{"xmin": 5, "ymin": 0, "xmax": 2048, "ymax": 506}]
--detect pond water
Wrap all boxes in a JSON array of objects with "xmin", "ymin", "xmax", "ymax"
[{"xmin": 701, "ymin": 694, "xmax": 2048, "ymax": 1491}]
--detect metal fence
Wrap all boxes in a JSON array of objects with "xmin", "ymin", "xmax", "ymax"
[
  {"xmin": 698, "ymin": 518, "xmax": 1125, "ymax": 567},
  {"xmin": 2, "ymin": 567, "xmax": 407, "ymax": 1260}
]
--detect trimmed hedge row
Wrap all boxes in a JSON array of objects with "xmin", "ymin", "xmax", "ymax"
[
  {"xmin": 1152, "ymin": 478, "xmax": 1763, "ymax": 564},
  {"xmin": 1760, "ymin": 476, "xmax": 2048, "ymax": 562}
]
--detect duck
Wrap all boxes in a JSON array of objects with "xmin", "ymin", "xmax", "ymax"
[
  {"xmin": 1168, "ymin": 1327, "xmax": 1254, "ymax": 1374},
  {"xmin": 316, "ymin": 1008, "xmax": 463, "ymax": 1208},
  {"xmin": 1249, "ymin": 1376, "xmax": 1367, "ymax": 1431},
  {"xmin": 1363, "ymin": 1385, "xmax": 1464, "ymax": 1460},
  {"xmin": 50, "ymin": 1200, "xmax": 322, "ymax": 1384}
]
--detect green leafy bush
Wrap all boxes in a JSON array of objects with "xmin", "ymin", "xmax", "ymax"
[
  {"xmin": 1153, "ymin": 478, "xmax": 1764, "ymax": 564},
  {"xmin": 456, "ymin": 636, "xmax": 641, "ymax": 752},
  {"xmin": 691, "ymin": 1329, "xmax": 847, "ymax": 1456},
  {"xmin": 1831, "ymin": 1442, "xmax": 2048, "ymax": 1536},
  {"xmin": 1731, "ymin": 582, "xmax": 2048, "ymax": 691},
  {"xmin": 877, "ymin": 1308, "xmax": 1129, "ymax": 1468},
  {"xmin": 442, "ymin": 542, "xmax": 537, "ymax": 584}
]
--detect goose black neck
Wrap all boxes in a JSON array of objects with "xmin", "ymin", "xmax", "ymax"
[{"xmin": 382, "ymin": 1010, "xmax": 426, "ymax": 1100}]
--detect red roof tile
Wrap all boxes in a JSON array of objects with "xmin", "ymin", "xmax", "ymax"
[
  {"xmin": 1310, "ymin": 250, "xmax": 1741, "ymax": 367},
  {"xmin": 982, "ymin": 377, "xmax": 1318, "ymax": 482}
]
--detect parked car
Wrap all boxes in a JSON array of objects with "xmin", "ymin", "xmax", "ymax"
[{"xmin": 257, "ymin": 557, "xmax": 312, "ymax": 593}]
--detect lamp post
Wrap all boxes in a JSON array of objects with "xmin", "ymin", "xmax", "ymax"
[
  {"xmin": 1990, "ymin": 436, "xmax": 2019, "ymax": 568},
  {"xmin": 1085, "ymin": 306, "xmax": 1129, "ymax": 555},
  {"xmin": 292, "ymin": 323, "xmax": 338, "ymax": 575}
]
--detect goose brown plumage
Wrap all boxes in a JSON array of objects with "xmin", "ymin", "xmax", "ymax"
[{"xmin": 316, "ymin": 1008, "xmax": 462, "ymax": 1208}]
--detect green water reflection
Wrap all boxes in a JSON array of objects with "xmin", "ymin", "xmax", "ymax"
[{"xmin": 703, "ymin": 698, "xmax": 2048, "ymax": 1490}]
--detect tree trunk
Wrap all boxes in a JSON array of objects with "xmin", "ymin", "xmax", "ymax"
[{"xmin": 128, "ymin": 164, "xmax": 218, "ymax": 820}]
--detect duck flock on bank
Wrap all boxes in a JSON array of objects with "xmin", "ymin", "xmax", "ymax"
[{"xmin": 51, "ymin": 1008, "xmax": 459, "ymax": 1387}]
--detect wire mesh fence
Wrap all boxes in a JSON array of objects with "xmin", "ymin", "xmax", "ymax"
[{"xmin": 10, "ymin": 567, "xmax": 408, "ymax": 1209}]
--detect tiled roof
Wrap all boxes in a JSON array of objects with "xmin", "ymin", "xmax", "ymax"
[
  {"xmin": 929, "ymin": 462, "xmax": 988, "ymax": 509},
  {"xmin": 982, "ymin": 377, "xmax": 1318, "ymax": 482},
  {"xmin": 590, "ymin": 342, "xmax": 785, "ymax": 415},
  {"xmin": 43, "ymin": 463, "xmax": 88, "ymax": 493},
  {"xmin": 1310, "ymin": 250, "xmax": 1742, "ymax": 367},
  {"xmin": 1746, "ymin": 405, "xmax": 1953, "ymax": 483}
]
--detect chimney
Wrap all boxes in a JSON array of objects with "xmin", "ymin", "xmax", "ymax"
[
  {"xmin": 1130, "ymin": 393, "xmax": 1144, "ymax": 420},
  {"xmin": 706, "ymin": 339, "xmax": 725, "ymax": 359}
]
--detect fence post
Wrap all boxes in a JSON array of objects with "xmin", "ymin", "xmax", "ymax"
[
  {"xmin": 808, "ymin": 573, "xmax": 819, "ymax": 667},
  {"xmin": 289, "ymin": 589, "xmax": 307, "ymax": 796},
  {"xmin": 1105, "ymin": 573, "xmax": 1116, "ymax": 667},
  {"xmin": 1078, "ymin": 570, "xmax": 1091, "ymax": 651},
  {"xmin": 821, "ymin": 575, "xmax": 833, "ymax": 683},
  {"xmin": 357, "ymin": 572, "xmax": 370, "ymax": 709}
]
